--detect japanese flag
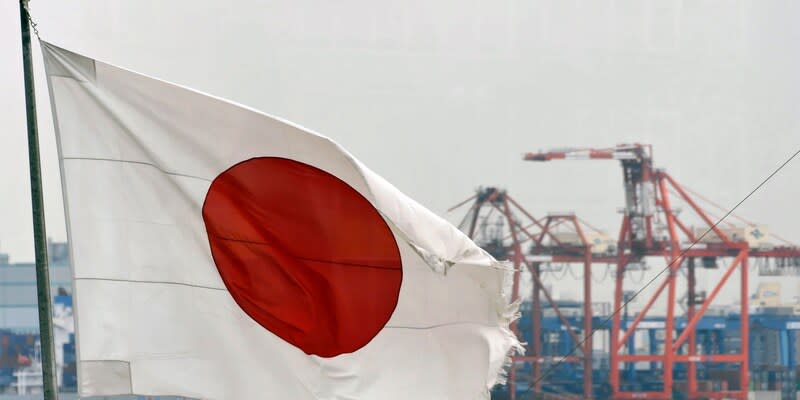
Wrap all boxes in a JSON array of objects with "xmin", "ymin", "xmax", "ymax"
[{"xmin": 42, "ymin": 42, "xmax": 520, "ymax": 400}]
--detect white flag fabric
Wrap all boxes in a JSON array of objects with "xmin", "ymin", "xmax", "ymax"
[{"xmin": 42, "ymin": 42, "xmax": 520, "ymax": 400}]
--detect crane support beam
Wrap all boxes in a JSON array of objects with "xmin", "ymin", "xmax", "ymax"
[
  {"xmin": 673, "ymin": 250, "xmax": 745, "ymax": 349},
  {"xmin": 662, "ymin": 172, "xmax": 732, "ymax": 244},
  {"xmin": 616, "ymin": 275, "xmax": 670, "ymax": 348}
]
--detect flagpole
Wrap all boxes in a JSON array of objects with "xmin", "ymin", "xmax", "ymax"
[{"xmin": 18, "ymin": 1, "xmax": 59, "ymax": 399}]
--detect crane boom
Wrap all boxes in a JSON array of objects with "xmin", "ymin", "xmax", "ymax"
[
  {"xmin": 523, "ymin": 144, "xmax": 649, "ymax": 162},
  {"xmin": 525, "ymin": 144, "xmax": 656, "ymax": 253}
]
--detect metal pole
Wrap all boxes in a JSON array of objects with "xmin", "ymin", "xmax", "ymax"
[
  {"xmin": 740, "ymin": 249, "xmax": 750, "ymax": 398},
  {"xmin": 659, "ymin": 175, "xmax": 681, "ymax": 399},
  {"xmin": 610, "ymin": 216, "xmax": 630, "ymax": 396},
  {"xmin": 583, "ymin": 250, "xmax": 593, "ymax": 399},
  {"xmin": 687, "ymin": 258, "xmax": 698, "ymax": 396},
  {"xmin": 503, "ymin": 197, "xmax": 522, "ymax": 400},
  {"xmin": 531, "ymin": 262, "xmax": 542, "ymax": 395},
  {"xmin": 18, "ymin": 1, "xmax": 58, "ymax": 399}
]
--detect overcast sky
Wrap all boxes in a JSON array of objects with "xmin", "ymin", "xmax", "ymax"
[{"xmin": 1, "ymin": 0, "xmax": 799, "ymax": 309}]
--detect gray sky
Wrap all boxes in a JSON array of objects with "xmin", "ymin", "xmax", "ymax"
[{"xmin": 1, "ymin": 1, "xmax": 799, "ymax": 309}]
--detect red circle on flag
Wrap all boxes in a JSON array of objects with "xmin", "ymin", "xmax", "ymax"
[{"xmin": 202, "ymin": 157, "xmax": 402, "ymax": 357}]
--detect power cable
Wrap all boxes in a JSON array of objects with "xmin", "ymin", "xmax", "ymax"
[{"xmin": 591, "ymin": 264, "xmax": 611, "ymax": 284}]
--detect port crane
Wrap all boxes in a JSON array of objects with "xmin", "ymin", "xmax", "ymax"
[
  {"xmin": 523, "ymin": 143, "xmax": 800, "ymax": 399},
  {"xmin": 452, "ymin": 187, "xmax": 615, "ymax": 399}
]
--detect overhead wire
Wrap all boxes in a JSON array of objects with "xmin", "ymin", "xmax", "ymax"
[
  {"xmin": 628, "ymin": 265, "xmax": 645, "ymax": 285},
  {"xmin": 591, "ymin": 264, "xmax": 611, "ymax": 284},
  {"xmin": 447, "ymin": 193, "xmax": 478, "ymax": 212},
  {"xmin": 567, "ymin": 263, "xmax": 581, "ymax": 280},
  {"xmin": 555, "ymin": 263, "xmax": 569, "ymax": 280},
  {"xmin": 666, "ymin": 187, "xmax": 736, "ymax": 229},
  {"xmin": 679, "ymin": 183, "xmax": 797, "ymax": 246},
  {"xmin": 576, "ymin": 216, "xmax": 606, "ymax": 234}
]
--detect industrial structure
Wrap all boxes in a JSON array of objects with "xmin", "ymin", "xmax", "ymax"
[
  {"xmin": 453, "ymin": 144, "xmax": 800, "ymax": 399},
  {"xmin": 0, "ymin": 242, "xmax": 76, "ymax": 395}
]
